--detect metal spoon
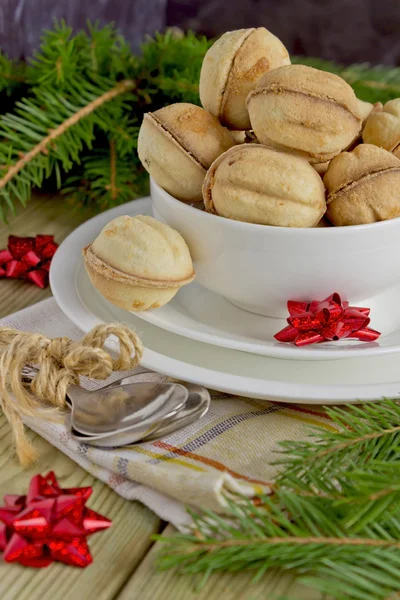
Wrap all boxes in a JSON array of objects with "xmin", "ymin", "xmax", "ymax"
[
  {"xmin": 70, "ymin": 384, "xmax": 210, "ymax": 447},
  {"xmin": 21, "ymin": 366, "xmax": 188, "ymax": 436},
  {"xmin": 143, "ymin": 383, "xmax": 210, "ymax": 442}
]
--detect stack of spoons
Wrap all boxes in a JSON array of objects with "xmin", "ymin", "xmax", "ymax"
[{"xmin": 22, "ymin": 368, "xmax": 210, "ymax": 447}]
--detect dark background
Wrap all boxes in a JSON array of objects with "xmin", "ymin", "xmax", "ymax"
[{"xmin": 1, "ymin": 0, "xmax": 400, "ymax": 65}]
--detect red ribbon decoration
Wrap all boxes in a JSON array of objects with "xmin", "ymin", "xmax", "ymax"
[
  {"xmin": 0, "ymin": 235, "xmax": 58, "ymax": 288},
  {"xmin": 274, "ymin": 293, "xmax": 381, "ymax": 347},
  {"xmin": 0, "ymin": 472, "xmax": 111, "ymax": 568}
]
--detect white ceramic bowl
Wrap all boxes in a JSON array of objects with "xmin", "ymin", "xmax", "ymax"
[{"xmin": 150, "ymin": 178, "xmax": 400, "ymax": 317}]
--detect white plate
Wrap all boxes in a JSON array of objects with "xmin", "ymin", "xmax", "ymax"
[
  {"xmin": 136, "ymin": 279, "xmax": 400, "ymax": 361},
  {"xmin": 50, "ymin": 197, "xmax": 400, "ymax": 404}
]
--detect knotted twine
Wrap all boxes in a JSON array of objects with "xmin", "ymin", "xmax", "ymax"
[{"xmin": 0, "ymin": 323, "xmax": 143, "ymax": 466}]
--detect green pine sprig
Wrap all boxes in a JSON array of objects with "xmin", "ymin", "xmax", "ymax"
[
  {"xmin": 140, "ymin": 30, "xmax": 210, "ymax": 105},
  {"xmin": 62, "ymin": 140, "xmax": 146, "ymax": 211},
  {"xmin": 27, "ymin": 20, "xmax": 138, "ymax": 88},
  {"xmin": 0, "ymin": 21, "xmax": 140, "ymax": 219},
  {"xmin": 0, "ymin": 75, "xmax": 137, "ymax": 219},
  {"xmin": 154, "ymin": 399, "xmax": 400, "ymax": 600},
  {"xmin": 0, "ymin": 23, "xmax": 210, "ymax": 220}
]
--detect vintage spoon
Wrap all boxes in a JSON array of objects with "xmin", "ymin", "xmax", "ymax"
[
  {"xmin": 21, "ymin": 366, "xmax": 188, "ymax": 436},
  {"xmin": 143, "ymin": 383, "xmax": 210, "ymax": 442},
  {"xmin": 70, "ymin": 384, "xmax": 210, "ymax": 447}
]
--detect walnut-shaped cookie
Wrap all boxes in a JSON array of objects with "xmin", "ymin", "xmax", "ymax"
[
  {"xmin": 203, "ymin": 145, "xmax": 326, "ymax": 227},
  {"xmin": 199, "ymin": 28, "xmax": 290, "ymax": 130},
  {"xmin": 324, "ymin": 144, "xmax": 400, "ymax": 226},
  {"xmin": 363, "ymin": 98, "xmax": 400, "ymax": 158},
  {"xmin": 247, "ymin": 65, "xmax": 362, "ymax": 163},
  {"xmin": 83, "ymin": 215, "xmax": 195, "ymax": 311},
  {"xmin": 137, "ymin": 103, "xmax": 235, "ymax": 203}
]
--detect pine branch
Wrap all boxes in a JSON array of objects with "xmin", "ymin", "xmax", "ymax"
[
  {"xmin": 277, "ymin": 400, "xmax": 400, "ymax": 487},
  {"xmin": 273, "ymin": 401, "xmax": 400, "ymax": 533},
  {"xmin": 28, "ymin": 20, "xmax": 137, "ymax": 89},
  {"xmin": 0, "ymin": 80, "xmax": 134, "ymax": 189},
  {"xmin": 0, "ymin": 74, "xmax": 138, "ymax": 219},
  {"xmin": 0, "ymin": 23, "xmax": 208, "ymax": 218},
  {"xmin": 139, "ymin": 30, "xmax": 211, "ymax": 106},
  {"xmin": 155, "ymin": 492, "xmax": 400, "ymax": 600},
  {"xmin": 155, "ymin": 400, "xmax": 400, "ymax": 600},
  {"xmin": 175, "ymin": 535, "xmax": 400, "ymax": 550},
  {"xmin": 62, "ymin": 143, "xmax": 146, "ymax": 211},
  {"xmin": 28, "ymin": 20, "xmax": 88, "ymax": 88}
]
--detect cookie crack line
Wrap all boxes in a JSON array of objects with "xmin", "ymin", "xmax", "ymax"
[
  {"xmin": 203, "ymin": 143, "xmax": 320, "ymax": 211},
  {"xmin": 327, "ymin": 166, "xmax": 400, "ymax": 204},
  {"xmin": 148, "ymin": 112, "xmax": 208, "ymax": 171},
  {"xmin": 247, "ymin": 86, "xmax": 362, "ymax": 122},
  {"xmin": 203, "ymin": 170, "xmax": 216, "ymax": 213},
  {"xmin": 391, "ymin": 140, "xmax": 400, "ymax": 153},
  {"xmin": 83, "ymin": 245, "xmax": 195, "ymax": 289},
  {"xmin": 220, "ymin": 28, "xmax": 255, "ymax": 117}
]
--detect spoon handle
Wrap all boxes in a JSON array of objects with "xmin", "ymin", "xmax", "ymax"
[{"xmin": 21, "ymin": 365, "xmax": 133, "ymax": 391}]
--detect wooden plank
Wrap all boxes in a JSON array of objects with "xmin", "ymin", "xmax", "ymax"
[
  {"xmin": 0, "ymin": 193, "xmax": 89, "ymax": 318},
  {"xmin": 0, "ymin": 195, "xmax": 162, "ymax": 599},
  {"xmin": 0, "ymin": 413, "xmax": 161, "ymax": 600},
  {"xmin": 117, "ymin": 524, "xmax": 323, "ymax": 600}
]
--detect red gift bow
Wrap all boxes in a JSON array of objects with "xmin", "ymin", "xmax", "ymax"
[
  {"xmin": 274, "ymin": 292, "xmax": 381, "ymax": 347},
  {"xmin": 0, "ymin": 235, "xmax": 58, "ymax": 288},
  {"xmin": 0, "ymin": 472, "xmax": 111, "ymax": 568}
]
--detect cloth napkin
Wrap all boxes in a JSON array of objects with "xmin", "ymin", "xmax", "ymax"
[{"xmin": 2, "ymin": 298, "xmax": 335, "ymax": 530}]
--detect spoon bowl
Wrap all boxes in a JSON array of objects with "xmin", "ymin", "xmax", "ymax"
[
  {"xmin": 70, "ymin": 383, "xmax": 211, "ymax": 447},
  {"xmin": 143, "ymin": 383, "xmax": 210, "ymax": 442},
  {"xmin": 21, "ymin": 366, "xmax": 189, "ymax": 436},
  {"xmin": 66, "ymin": 381, "xmax": 189, "ymax": 435}
]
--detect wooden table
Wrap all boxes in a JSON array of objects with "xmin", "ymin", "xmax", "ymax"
[{"xmin": 0, "ymin": 194, "xmax": 319, "ymax": 600}]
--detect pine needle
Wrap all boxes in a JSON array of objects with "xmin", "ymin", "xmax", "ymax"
[{"xmin": 154, "ymin": 399, "xmax": 400, "ymax": 600}]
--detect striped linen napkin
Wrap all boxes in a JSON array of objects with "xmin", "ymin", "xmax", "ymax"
[{"xmin": 2, "ymin": 298, "xmax": 335, "ymax": 530}]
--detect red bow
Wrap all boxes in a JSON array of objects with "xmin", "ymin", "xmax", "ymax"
[
  {"xmin": 274, "ymin": 293, "xmax": 381, "ymax": 347},
  {"xmin": 0, "ymin": 235, "xmax": 58, "ymax": 288},
  {"xmin": 0, "ymin": 472, "xmax": 111, "ymax": 568}
]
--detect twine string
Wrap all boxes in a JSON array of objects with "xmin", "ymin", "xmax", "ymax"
[{"xmin": 0, "ymin": 323, "xmax": 143, "ymax": 466}]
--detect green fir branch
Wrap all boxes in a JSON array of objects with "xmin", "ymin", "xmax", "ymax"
[
  {"xmin": 139, "ymin": 30, "xmax": 211, "ymax": 106},
  {"xmin": 155, "ymin": 494, "xmax": 400, "ymax": 600},
  {"xmin": 28, "ymin": 20, "xmax": 137, "ymax": 88},
  {"xmin": 28, "ymin": 20, "xmax": 89, "ymax": 88},
  {"xmin": 85, "ymin": 20, "xmax": 138, "ymax": 81},
  {"xmin": 62, "ymin": 141, "xmax": 146, "ymax": 211},
  {"xmin": 277, "ymin": 400, "xmax": 400, "ymax": 486},
  {"xmin": 0, "ymin": 77, "xmax": 136, "ymax": 220},
  {"xmin": 0, "ymin": 23, "xmax": 208, "ymax": 219},
  {"xmin": 154, "ymin": 399, "xmax": 400, "ymax": 600}
]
